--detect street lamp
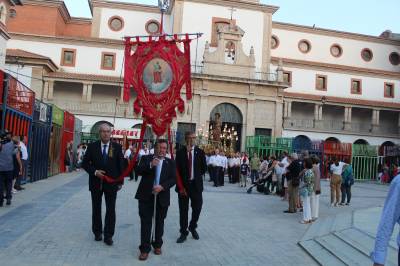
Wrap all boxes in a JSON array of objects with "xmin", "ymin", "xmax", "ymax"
[{"xmin": 158, "ymin": 0, "xmax": 170, "ymax": 34}]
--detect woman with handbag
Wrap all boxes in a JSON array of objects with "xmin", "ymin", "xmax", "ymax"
[
  {"xmin": 299, "ymin": 158, "xmax": 314, "ymax": 224},
  {"xmin": 340, "ymin": 158, "xmax": 354, "ymax": 206}
]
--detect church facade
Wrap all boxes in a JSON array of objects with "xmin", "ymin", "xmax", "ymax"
[{"xmin": 5, "ymin": 0, "xmax": 400, "ymax": 150}]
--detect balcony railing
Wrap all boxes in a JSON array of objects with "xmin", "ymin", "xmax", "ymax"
[
  {"xmin": 191, "ymin": 63, "xmax": 278, "ymax": 82},
  {"xmin": 283, "ymin": 118, "xmax": 399, "ymax": 137},
  {"xmin": 283, "ymin": 118, "xmax": 314, "ymax": 129},
  {"xmin": 51, "ymin": 100, "xmax": 135, "ymax": 117}
]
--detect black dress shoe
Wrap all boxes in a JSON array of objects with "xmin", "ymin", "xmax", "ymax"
[
  {"xmin": 176, "ymin": 234, "xmax": 187, "ymax": 243},
  {"xmin": 6, "ymin": 200, "xmax": 11, "ymax": 206},
  {"xmin": 190, "ymin": 229, "xmax": 199, "ymax": 240},
  {"xmin": 283, "ymin": 210, "xmax": 295, "ymax": 213},
  {"xmin": 95, "ymin": 234, "xmax": 102, "ymax": 241},
  {"xmin": 0, "ymin": 202, "xmax": 3, "ymax": 207},
  {"xmin": 104, "ymin": 238, "xmax": 113, "ymax": 246}
]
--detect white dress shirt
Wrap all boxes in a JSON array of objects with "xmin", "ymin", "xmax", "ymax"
[
  {"xmin": 188, "ymin": 146, "xmax": 194, "ymax": 180},
  {"xmin": 19, "ymin": 141, "xmax": 28, "ymax": 160},
  {"xmin": 100, "ymin": 141, "xmax": 110, "ymax": 155}
]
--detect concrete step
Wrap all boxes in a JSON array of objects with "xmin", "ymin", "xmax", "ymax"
[
  {"xmin": 299, "ymin": 239, "xmax": 346, "ymax": 266},
  {"xmin": 335, "ymin": 228, "xmax": 398, "ymax": 266},
  {"xmin": 301, "ymin": 211, "xmax": 353, "ymax": 242},
  {"xmin": 315, "ymin": 234, "xmax": 371, "ymax": 266}
]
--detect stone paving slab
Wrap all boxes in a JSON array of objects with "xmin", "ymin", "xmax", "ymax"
[{"xmin": 0, "ymin": 173, "xmax": 391, "ymax": 266}]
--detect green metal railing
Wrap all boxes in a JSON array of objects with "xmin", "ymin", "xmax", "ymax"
[
  {"xmin": 352, "ymin": 144, "xmax": 379, "ymax": 180},
  {"xmin": 246, "ymin": 136, "xmax": 292, "ymax": 158}
]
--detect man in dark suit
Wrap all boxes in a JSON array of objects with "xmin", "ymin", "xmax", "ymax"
[
  {"xmin": 82, "ymin": 123, "xmax": 124, "ymax": 246},
  {"xmin": 135, "ymin": 139, "xmax": 176, "ymax": 261},
  {"xmin": 176, "ymin": 131, "xmax": 207, "ymax": 243}
]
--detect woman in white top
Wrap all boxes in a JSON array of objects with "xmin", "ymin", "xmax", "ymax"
[{"xmin": 329, "ymin": 157, "xmax": 345, "ymax": 207}]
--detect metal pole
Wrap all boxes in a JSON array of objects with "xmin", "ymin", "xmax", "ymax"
[
  {"xmin": 151, "ymin": 193, "xmax": 157, "ymax": 243},
  {"xmin": 1, "ymin": 75, "xmax": 9, "ymax": 131}
]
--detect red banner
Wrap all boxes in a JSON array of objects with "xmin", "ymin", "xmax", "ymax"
[{"xmin": 123, "ymin": 35, "xmax": 192, "ymax": 136}]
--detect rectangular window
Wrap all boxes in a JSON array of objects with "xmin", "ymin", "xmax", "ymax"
[
  {"xmin": 351, "ymin": 79, "xmax": 362, "ymax": 94},
  {"xmin": 61, "ymin": 48, "xmax": 76, "ymax": 67},
  {"xmin": 255, "ymin": 128, "xmax": 272, "ymax": 136},
  {"xmin": 384, "ymin": 82, "xmax": 394, "ymax": 98},
  {"xmin": 315, "ymin": 74, "xmax": 327, "ymax": 91},
  {"xmin": 283, "ymin": 71, "xmax": 292, "ymax": 87},
  {"xmin": 101, "ymin": 52, "xmax": 116, "ymax": 70}
]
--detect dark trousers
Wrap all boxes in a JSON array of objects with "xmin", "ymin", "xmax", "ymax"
[
  {"xmin": 138, "ymin": 198, "xmax": 168, "ymax": 253},
  {"xmin": 233, "ymin": 166, "xmax": 240, "ymax": 183},
  {"xmin": 250, "ymin": 170, "xmax": 259, "ymax": 183},
  {"xmin": 213, "ymin": 167, "xmax": 221, "ymax": 187},
  {"xmin": 219, "ymin": 167, "xmax": 225, "ymax": 186},
  {"xmin": 178, "ymin": 182, "xmax": 203, "ymax": 235},
  {"xmin": 340, "ymin": 184, "xmax": 352, "ymax": 204},
  {"xmin": 90, "ymin": 189, "xmax": 117, "ymax": 239},
  {"xmin": 228, "ymin": 167, "xmax": 233, "ymax": 183},
  {"xmin": 207, "ymin": 165, "xmax": 212, "ymax": 181},
  {"xmin": 0, "ymin": 171, "xmax": 13, "ymax": 203}
]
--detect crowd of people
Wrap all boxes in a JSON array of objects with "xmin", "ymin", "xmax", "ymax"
[
  {"xmin": 0, "ymin": 130, "xmax": 29, "ymax": 207},
  {"xmin": 202, "ymin": 148, "xmax": 360, "ymax": 224}
]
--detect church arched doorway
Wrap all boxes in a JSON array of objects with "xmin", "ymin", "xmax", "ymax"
[{"xmin": 209, "ymin": 103, "xmax": 243, "ymax": 152}]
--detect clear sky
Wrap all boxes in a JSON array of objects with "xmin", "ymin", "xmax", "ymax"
[{"xmin": 64, "ymin": 0, "xmax": 400, "ymax": 36}]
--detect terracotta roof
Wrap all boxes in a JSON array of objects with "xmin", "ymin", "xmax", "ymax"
[
  {"xmin": 7, "ymin": 49, "xmax": 51, "ymax": 60},
  {"xmin": 284, "ymin": 92, "xmax": 400, "ymax": 109},
  {"xmin": 45, "ymin": 72, "xmax": 122, "ymax": 83}
]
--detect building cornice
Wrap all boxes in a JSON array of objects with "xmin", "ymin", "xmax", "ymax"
[
  {"xmin": 183, "ymin": 0, "xmax": 279, "ymax": 13},
  {"xmin": 45, "ymin": 71, "xmax": 122, "ymax": 85},
  {"xmin": 272, "ymin": 22, "xmax": 400, "ymax": 46},
  {"xmin": 9, "ymin": 32, "xmax": 124, "ymax": 48},
  {"xmin": 89, "ymin": 0, "xmax": 162, "ymax": 15},
  {"xmin": 271, "ymin": 57, "xmax": 400, "ymax": 79},
  {"xmin": 284, "ymin": 92, "xmax": 400, "ymax": 110}
]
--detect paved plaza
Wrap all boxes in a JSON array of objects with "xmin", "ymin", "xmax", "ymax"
[{"xmin": 0, "ymin": 172, "xmax": 391, "ymax": 266}]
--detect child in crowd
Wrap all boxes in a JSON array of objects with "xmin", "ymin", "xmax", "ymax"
[{"xmin": 240, "ymin": 158, "xmax": 250, "ymax": 187}]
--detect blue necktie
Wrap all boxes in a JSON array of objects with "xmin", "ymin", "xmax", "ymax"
[
  {"xmin": 102, "ymin": 144, "xmax": 108, "ymax": 163},
  {"xmin": 154, "ymin": 160, "xmax": 162, "ymax": 186}
]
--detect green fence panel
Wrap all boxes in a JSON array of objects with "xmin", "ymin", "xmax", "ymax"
[{"xmin": 352, "ymin": 155, "xmax": 378, "ymax": 180}]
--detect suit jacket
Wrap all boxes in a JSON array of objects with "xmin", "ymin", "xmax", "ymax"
[
  {"xmin": 176, "ymin": 146, "xmax": 207, "ymax": 193},
  {"xmin": 82, "ymin": 140, "xmax": 124, "ymax": 192},
  {"xmin": 135, "ymin": 155, "xmax": 176, "ymax": 207}
]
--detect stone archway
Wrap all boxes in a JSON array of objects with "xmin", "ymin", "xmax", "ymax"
[
  {"xmin": 209, "ymin": 103, "xmax": 243, "ymax": 152},
  {"xmin": 354, "ymin": 139, "xmax": 369, "ymax": 145},
  {"xmin": 90, "ymin": 120, "xmax": 114, "ymax": 134},
  {"xmin": 325, "ymin": 137, "xmax": 340, "ymax": 143},
  {"xmin": 293, "ymin": 135, "xmax": 312, "ymax": 152}
]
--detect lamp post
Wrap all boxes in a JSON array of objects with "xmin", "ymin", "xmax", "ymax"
[{"xmin": 158, "ymin": 0, "xmax": 170, "ymax": 34}]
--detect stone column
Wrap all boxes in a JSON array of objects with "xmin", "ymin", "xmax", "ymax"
[
  {"xmin": 398, "ymin": 112, "xmax": 400, "ymax": 136},
  {"xmin": 274, "ymin": 99, "xmax": 283, "ymax": 137},
  {"xmin": 371, "ymin": 109, "xmax": 380, "ymax": 133},
  {"xmin": 82, "ymin": 83, "xmax": 88, "ymax": 101},
  {"xmin": 314, "ymin": 104, "xmax": 323, "ymax": 128},
  {"xmin": 120, "ymin": 86, "xmax": 124, "ymax": 102},
  {"xmin": 47, "ymin": 80, "xmax": 54, "ymax": 101},
  {"xmin": 344, "ymin": 107, "xmax": 352, "ymax": 130},
  {"xmin": 243, "ymin": 99, "xmax": 255, "ymax": 151},
  {"xmin": 198, "ymin": 94, "xmax": 209, "ymax": 132},
  {"xmin": 43, "ymin": 80, "xmax": 49, "ymax": 100},
  {"xmin": 84, "ymin": 83, "xmax": 93, "ymax": 102},
  {"xmin": 287, "ymin": 101, "xmax": 292, "ymax": 118}
]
